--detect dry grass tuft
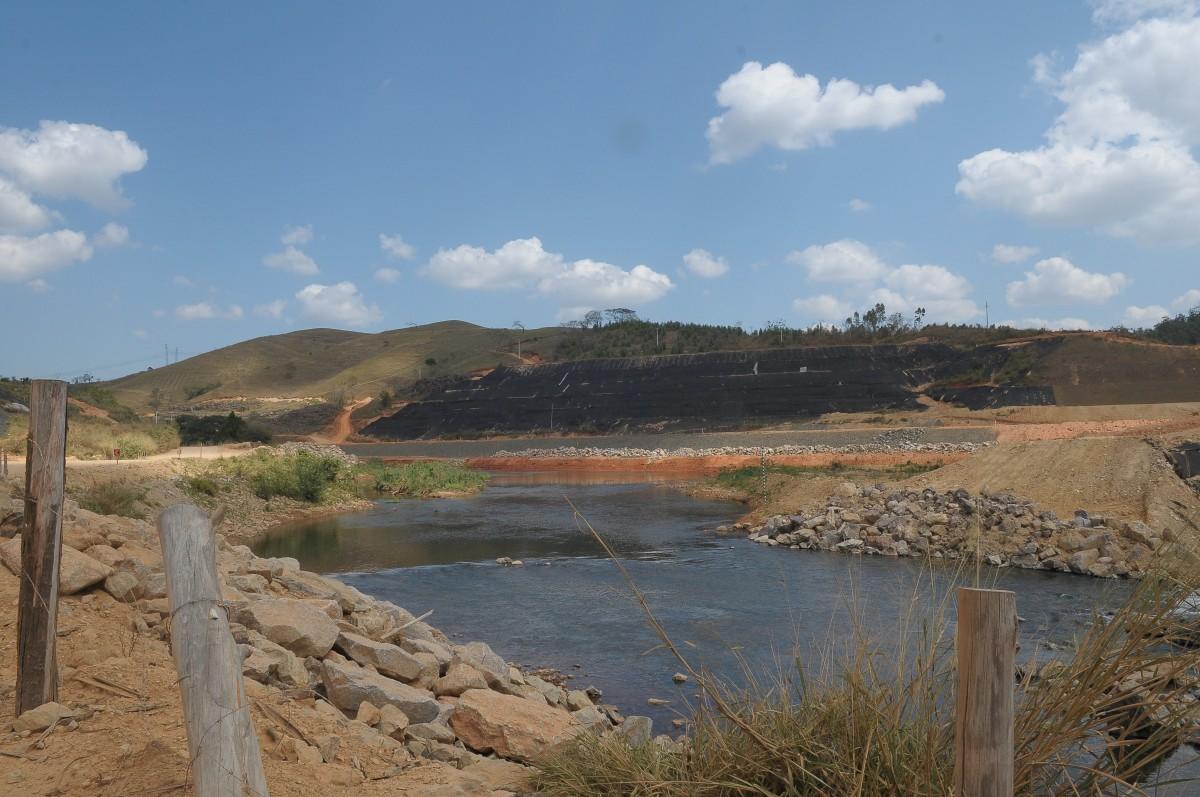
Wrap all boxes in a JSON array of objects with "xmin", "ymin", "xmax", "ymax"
[{"xmin": 535, "ymin": 506, "xmax": 1200, "ymax": 796}]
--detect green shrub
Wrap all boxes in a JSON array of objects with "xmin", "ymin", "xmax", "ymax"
[
  {"xmin": 217, "ymin": 450, "xmax": 343, "ymax": 502},
  {"xmin": 176, "ymin": 412, "xmax": 270, "ymax": 445},
  {"xmin": 185, "ymin": 475, "xmax": 220, "ymax": 497},
  {"xmin": 114, "ymin": 432, "xmax": 157, "ymax": 459},
  {"xmin": 78, "ymin": 483, "xmax": 145, "ymax": 518},
  {"xmin": 355, "ymin": 460, "xmax": 488, "ymax": 497}
]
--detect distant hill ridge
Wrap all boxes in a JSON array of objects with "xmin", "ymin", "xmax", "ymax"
[{"xmin": 101, "ymin": 323, "xmax": 1200, "ymax": 415}]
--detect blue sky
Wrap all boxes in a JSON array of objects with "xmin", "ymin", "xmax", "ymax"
[{"xmin": 2, "ymin": 0, "xmax": 1197, "ymax": 379}]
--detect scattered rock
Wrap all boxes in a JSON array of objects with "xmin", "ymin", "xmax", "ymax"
[
  {"xmin": 615, "ymin": 715, "xmax": 653, "ymax": 746},
  {"xmin": 14, "ymin": 702, "xmax": 75, "ymax": 733},
  {"xmin": 450, "ymin": 688, "xmax": 581, "ymax": 763},
  {"xmin": 321, "ymin": 659, "xmax": 441, "ymax": 724},
  {"xmin": 336, "ymin": 630, "xmax": 425, "ymax": 681},
  {"xmin": 1, "ymin": 537, "xmax": 111, "ymax": 595},
  {"xmin": 435, "ymin": 660, "xmax": 489, "ymax": 697},
  {"xmin": 233, "ymin": 598, "xmax": 339, "ymax": 658}
]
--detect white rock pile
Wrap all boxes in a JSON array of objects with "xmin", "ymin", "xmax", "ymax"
[
  {"xmin": 729, "ymin": 484, "xmax": 1166, "ymax": 579},
  {"xmin": 492, "ymin": 441, "xmax": 989, "ymax": 459}
]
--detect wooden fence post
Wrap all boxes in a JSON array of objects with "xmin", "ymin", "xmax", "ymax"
[
  {"xmin": 159, "ymin": 503, "xmax": 269, "ymax": 797},
  {"xmin": 954, "ymin": 587, "xmax": 1017, "ymax": 797},
  {"xmin": 15, "ymin": 379, "xmax": 68, "ymax": 715}
]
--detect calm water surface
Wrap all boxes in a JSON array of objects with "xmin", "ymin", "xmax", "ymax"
[{"xmin": 255, "ymin": 475, "xmax": 1142, "ymax": 730}]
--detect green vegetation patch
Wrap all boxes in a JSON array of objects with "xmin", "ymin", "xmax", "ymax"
[
  {"xmin": 712, "ymin": 462, "xmax": 940, "ymax": 497},
  {"xmin": 212, "ymin": 449, "xmax": 344, "ymax": 502},
  {"xmin": 176, "ymin": 412, "xmax": 271, "ymax": 445},
  {"xmin": 78, "ymin": 482, "xmax": 147, "ymax": 519},
  {"xmin": 356, "ymin": 460, "xmax": 488, "ymax": 497}
]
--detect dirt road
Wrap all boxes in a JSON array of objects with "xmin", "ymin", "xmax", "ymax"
[{"xmin": 315, "ymin": 398, "xmax": 373, "ymax": 444}]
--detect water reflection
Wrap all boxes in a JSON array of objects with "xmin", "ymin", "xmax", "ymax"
[{"xmin": 255, "ymin": 481, "xmax": 731, "ymax": 572}]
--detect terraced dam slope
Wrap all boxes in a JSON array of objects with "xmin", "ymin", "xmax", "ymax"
[{"xmin": 362, "ymin": 343, "xmax": 1044, "ymax": 440}]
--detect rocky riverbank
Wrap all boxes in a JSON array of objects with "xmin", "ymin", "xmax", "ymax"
[
  {"xmin": 491, "ymin": 440, "xmax": 990, "ymax": 460},
  {"xmin": 732, "ymin": 484, "xmax": 1167, "ymax": 579},
  {"xmin": 0, "ymin": 495, "xmax": 661, "ymax": 795}
]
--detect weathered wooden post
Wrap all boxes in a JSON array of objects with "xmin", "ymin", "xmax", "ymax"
[
  {"xmin": 954, "ymin": 587, "xmax": 1017, "ymax": 797},
  {"xmin": 159, "ymin": 504, "xmax": 269, "ymax": 797},
  {"xmin": 15, "ymin": 379, "xmax": 68, "ymax": 715}
]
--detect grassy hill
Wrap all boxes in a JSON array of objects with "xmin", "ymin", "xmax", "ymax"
[
  {"xmin": 104, "ymin": 321, "xmax": 569, "ymax": 411},
  {"xmin": 97, "ymin": 320, "xmax": 1200, "ymax": 425}
]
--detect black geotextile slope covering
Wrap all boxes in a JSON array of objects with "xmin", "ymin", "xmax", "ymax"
[
  {"xmin": 364, "ymin": 344, "xmax": 1053, "ymax": 440},
  {"xmin": 1169, "ymin": 443, "xmax": 1200, "ymax": 480},
  {"xmin": 924, "ymin": 385, "xmax": 1056, "ymax": 410}
]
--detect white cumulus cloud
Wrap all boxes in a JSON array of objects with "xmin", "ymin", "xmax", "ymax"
[
  {"xmin": 253, "ymin": 299, "xmax": 287, "ymax": 319},
  {"xmin": 175, "ymin": 302, "xmax": 242, "ymax": 321},
  {"xmin": 1005, "ymin": 256, "xmax": 1130, "ymax": 305},
  {"xmin": 425, "ymin": 237, "xmax": 563, "ymax": 291},
  {"xmin": 1172, "ymin": 288, "xmax": 1200, "ymax": 309},
  {"xmin": 0, "ymin": 229, "xmax": 93, "ymax": 282},
  {"xmin": 380, "ymin": 233, "xmax": 415, "ymax": 260},
  {"xmin": 0, "ymin": 120, "xmax": 147, "ymax": 210},
  {"xmin": 263, "ymin": 245, "xmax": 319, "ymax": 276},
  {"xmin": 280, "ymin": 224, "xmax": 313, "ymax": 246},
  {"xmin": 790, "ymin": 239, "xmax": 980, "ymax": 323},
  {"xmin": 374, "ymin": 267, "xmax": 402, "ymax": 283},
  {"xmin": 0, "ymin": 177, "xmax": 55, "ymax": 232},
  {"xmin": 848, "ymin": 198, "xmax": 872, "ymax": 212},
  {"xmin": 1124, "ymin": 304, "xmax": 1171, "ymax": 325},
  {"xmin": 958, "ymin": 15, "xmax": 1200, "ymax": 244},
  {"xmin": 792, "ymin": 294, "xmax": 853, "ymax": 321},
  {"xmin": 295, "ymin": 282, "xmax": 382, "ymax": 327},
  {"xmin": 992, "ymin": 244, "xmax": 1040, "ymax": 264},
  {"xmin": 999, "ymin": 316, "xmax": 1094, "ymax": 330},
  {"xmin": 93, "ymin": 222, "xmax": 128, "ymax": 248},
  {"xmin": 706, "ymin": 62, "xmax": 944, "ymax": 164},
  {"xmin": 682, "ymin": 248, "xmax": 729, "ymax": 278},
  {"xmin": 423, "ymin": 236, "xmax": 673, "ymax": 307},
  {"xmin": 1092, "ymin": 0, "xmax": 1198, "ymax": 23},
  {"xmin": 786, "ymin": 239, "xmax": 890, "ymax": 282},
  {"xmin": 539, "ymin": 260, "xmax": 673, "ymax": 305}
]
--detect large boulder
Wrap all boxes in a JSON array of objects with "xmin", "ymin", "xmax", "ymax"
[
  {"xmin": 321, "ymin": 659, "xmax": 440, "ymax": 724},
  {"xmin": 232, "ymin": 598, "xmax": 338, "ymax": 658},
  {"xmin": 335, "ymin": 630, "xmax": 425, "ymax": 682},
  {"xmin": 274, "ymin": 568, "xmax": 369, "ymax": 612},
  {"xmin": 1, "ymin": 536, "xmax": 111, "ymax": 595},
  {"xmin": 454, "ymin": 641, "xmax": 510, "ymax": 688},
  {"xmin": 449, "ymin": 688, "xmax": 581, "ymax": 763},
  {"xmin": 435, "ymin": 660, "xmax": 489, "ymax": 697}
]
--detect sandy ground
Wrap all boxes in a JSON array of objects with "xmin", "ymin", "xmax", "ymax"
[
  {"xmin": 0, "ymin": 558, "xmax": 530, "ymax": 796},
  {"xmin": 907, "ymin": 436, "xmax": 1200, "ymax": 536},
  {"xmin": 2, "ymin": 444, "xmax": 254, "ymax": 485}
]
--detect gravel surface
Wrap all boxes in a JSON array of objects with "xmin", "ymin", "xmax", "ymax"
[{"xmin": 344, "ymin": 426, "xmax": 996, "ymax": 459}]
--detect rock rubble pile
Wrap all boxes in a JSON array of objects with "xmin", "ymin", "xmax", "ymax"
[
  {"xmin": 0, "ymin": 496, "xmax": 672, "ymax": 789},
  {"xmin": 730, "ymin": 484, "xmax": 1166, "ymax": 579},
  {"xmin": 492, "ymin": 440, "xmax": 990, "ymax": 459}
]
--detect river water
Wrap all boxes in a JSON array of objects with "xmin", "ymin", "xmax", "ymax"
[{"xmin": 253, "ymin": 475, "xmax": 1145, "ymax": 726}]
